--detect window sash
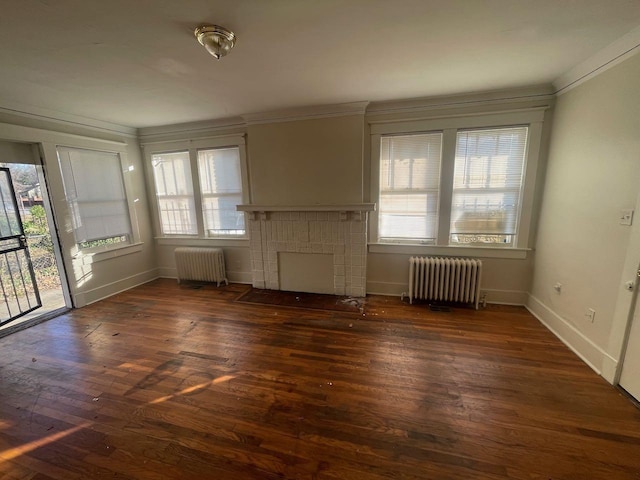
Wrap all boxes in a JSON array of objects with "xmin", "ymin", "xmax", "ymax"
[
  {"xmin": 378, "ymin": 133, "xmax": 443, "ymax": 242},
  {"xmin": 151, "ymin": 151, "xmax": 197, "ymax": 235},
  {"xmin": 450, "ymin": 126, "xmax": 528, "ymax": 246},
  {"xmin": 197, "ymin": 147, "xmax": 245, "ymax": 236},
  {"xmin": 57, "ymin": 146, "xmax": 132, "ymax": 247},
  {"xmin": 375, "ymin": 125, "xmax": 529, "ymax": 247}
]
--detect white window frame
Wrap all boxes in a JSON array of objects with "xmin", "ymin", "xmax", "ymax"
[
  {"xmin": 56, "ymin": 144, "xmax": 141, "ymax": 258},
  {"xmin": 378, "ymin": 132, "xmax": 443, "ymax": 244},
  {"xmin": 369, "ymin": 109, "xmax": 544, "ymax": 259},
  {"xmin": 143, "ymin": 135, "xmax": 250, "ymax": 242},
  {"xmin": 150, "ymin": 150, "xmax": 198, "ymax": 236}
]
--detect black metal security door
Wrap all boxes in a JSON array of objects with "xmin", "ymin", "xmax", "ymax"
[{"xmin": 0, "ymin": 167, "xmax": 41, "ymax": 326}]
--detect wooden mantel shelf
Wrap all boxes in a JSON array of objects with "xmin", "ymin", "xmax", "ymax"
[{"xmin": 237, "ymin": 204, "xmax": 376, "ymax": 212}]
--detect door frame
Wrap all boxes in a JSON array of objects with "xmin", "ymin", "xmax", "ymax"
[
  {"xmin": 612, "ymin": 192, "xmax": 640, "ymax": 386},
  {"xmin": 616, "ymin": 260, "xmax": 640, "ymax": 391},
  {"xmin": 33, "ymin": 144, "xmax": 73, "ymax": 308},
  {"xmin": 0, "ymin": 166, "xmax": 42, "ymax": 325}
]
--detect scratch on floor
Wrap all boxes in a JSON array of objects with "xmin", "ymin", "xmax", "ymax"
[
  {"xmin": 29, "ymin": 386, "xmax": 42, "ymax": 429},
  {"xmin": 84, "ymin": 323, "xmax": 102, "ymax": 338}
]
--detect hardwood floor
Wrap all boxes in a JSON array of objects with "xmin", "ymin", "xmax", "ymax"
[{"xmin": 1, "ymin": 278, "xmax": 639, "ymax": 479}]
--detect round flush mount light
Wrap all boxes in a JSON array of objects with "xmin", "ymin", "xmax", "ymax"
[{"xmin": 194, "ymin": 25, "xmax": 236, "ymax": 59}]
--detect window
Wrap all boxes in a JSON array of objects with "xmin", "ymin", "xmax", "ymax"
[
  {"xmin": 198, "ymin": 147, "xmax": 245, "ymax": 236},
  {"xmin": 57, "ymin": 146, "xmax": 132, "ymax": 250},
  {"xmin": 147, "ymin": 136, "xmax": 248, "ymax": 238},
  {"xmin": 379, "ymin": 133, "xmax": 442, "ymax": 243},
  {"xmin": 371, "ymin": 110, "xmax": 542, "ymax": 251},
  {"xmin": 450, "ymin": 127, "xmax": 527, "ymax": 246},
  {"xmin": 151, "ymin": 151, "xmax": 197, "ymax": 235}
]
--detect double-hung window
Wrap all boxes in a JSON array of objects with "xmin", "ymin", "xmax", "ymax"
[
  {"xmin": 151, "ymin": 151, "xmax": 197, "ymax": 235},
  {"xmin": 147, "ymin": 136, "xmax": 248, "ymax": 238},
  {"xmin": 379, "ymin": 133, "xmax": 442, "ymax": 243},
  {"xmin": 450, "ymin": 127, "xmax": 528, "ymax": 246},
  {"xmin": 372, "ymin": 110, "xmax": 543, "ymax": 250},
  {"xmin": 57, "ymin": 146, "xmax": 133, "ymax": 251},
  {"xmin": 198, "ymin": 147, "xmax": 245, "ymax": 236}
]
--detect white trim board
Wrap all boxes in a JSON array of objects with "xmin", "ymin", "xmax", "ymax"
[
  {"xmin": 158, "ymin": 267, "xmax": 252, "ymax": 285},
  {"xmin": 481, "ymin": 289, "xmax": 527, "ymax": 306},
  {"xmin": 526, "ymin": 294, "xmax": 618, "ymax": 383},
  {"xmin": 366, "ymin": 280, "xmax": 526, "ymax": 306},
  {"xmin": 553, "ymin": 25, "xmax": 640, "ymax": 95},
  {"xmin": 242, "ymin": 102, "xmax": 369, "ymax": 125},
  {"xmin": 0, "ymin": 104, "xmax": 137, "ymax": 138},
  {"xmin": 73, "ymin": 269, "xmax": 159, "ymax": 308}
]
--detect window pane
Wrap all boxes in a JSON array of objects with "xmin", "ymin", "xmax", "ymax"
[
  {"xmin": 450, "ymin": 127, "xmax": 527, "ymax": 246},
  {"xmin": 197, "ymin": 147, "xmax": 244, "ymax": 236},
  {"xmin": 379, "ymin": 133, "xmax": 442, "ymax": 242},
  {"xmin": 157, "ymin": 198, "xmax": 197, "ymax": 235},
  {"xmin": 57, "ymin": 147, "xmax": 132, "ymax": 247},
  {"xmin": 151, "ymin": 152, "xmax": 197, "ymax": 235},
  {"xmin": 202, "ymin": 194, "xmax": 245, "ymax": 235}
]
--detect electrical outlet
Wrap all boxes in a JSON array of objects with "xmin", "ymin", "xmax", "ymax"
[{"xmin": 586, "ymin": 308, "xmax": 596, "ymax": 323}]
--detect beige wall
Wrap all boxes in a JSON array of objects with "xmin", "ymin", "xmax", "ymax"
[
  {"xmin": 528, "ymin": 52, "xmax": 640, "ymax": 381},
  {"xmin": 0, "ymin": 93, "xmax": 551, "ymax": 309},
  {"xmin": 0, "ymin": 112, "xmax": 157, "ymax": 307},
  {"xmin": 155, "ymin": 243, "xmax": 252, "ymax": 285},
  {"xmin": 367, "ymin": 253, "xmax": 533, "ymax": 305},
  {"xmin": 147, "ymin": 99, "xmax": 549, "ymax": 302},
  {"xmin": 247, "ymin": 115, "xmax": 364, "ymax": 205}
]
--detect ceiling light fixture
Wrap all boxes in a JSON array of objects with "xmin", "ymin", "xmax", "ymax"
[{"xmin": 194, "ymin": 25, "xmax": 236, "ymax": 59}]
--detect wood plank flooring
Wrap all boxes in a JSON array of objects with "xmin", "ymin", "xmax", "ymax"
[{"xmin": 0, "ymin": 278, "xmax": 639, "ymax": 479}]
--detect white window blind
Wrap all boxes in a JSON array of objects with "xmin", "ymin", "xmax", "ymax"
[
  {"xmin": 151, "ymin": 151, "xmax": 197, "ymax": 235},
  {"xmin": 57, "ymin": 146, "xmax": 131, "ymax": 247},
  {"xmin": 450, "ymin": 126, "xmax": 528, "ymax": 246},
  {"xmin": 197, "ymin": 147, "xmax": 245, "ymax": 236},
  {"xmin": 379, "ymin": 133, "xmax": 442, "ymax": 242}
]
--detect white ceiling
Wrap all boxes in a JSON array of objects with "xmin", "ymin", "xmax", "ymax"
[{"xmin": 1, "ymin": 0, "xmax": 639, "ymax": 129}]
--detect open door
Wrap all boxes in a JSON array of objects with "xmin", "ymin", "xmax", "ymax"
[
  {"xmin": 0, "ymin": 167, "xmax": 41, "ymax": 325},
  {"xmin": 619, "ymin": 265, "xmax": 640, "ymax": 402}
]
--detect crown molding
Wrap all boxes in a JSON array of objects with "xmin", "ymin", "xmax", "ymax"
[
  {"xmin": 242, "ymin": 101, "xmax": 369, "ymax": 126},
  {"xmin": 137, "ymin": 116, "xmax": 246, "ymax": 143},
  {"xmin": 553, "ymin": 25, "xmax": 640, "ymax": 95},
  {"xmin": 0, "ymin": 102, "xmax": 137, "ymax": 138},
  {"xmin": 367, "ymin": 85, "xmax": 554, "ymax": 123}
]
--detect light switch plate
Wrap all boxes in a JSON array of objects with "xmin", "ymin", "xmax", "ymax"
[{"xmin": 620, "ymin": 209, "xmax": 634, "ymax": 226}]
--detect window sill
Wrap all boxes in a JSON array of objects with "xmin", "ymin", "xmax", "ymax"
[
  {"xmin": 155, "ymin": 236, "xmax": 249, "ymax": 247},
  {"xmin": 368, "ymin": 243, "xmax": 531, "ymax": 259},
  {"xmin": 73, "ymin": 242, "xmax": 144, "ymax": 265}
]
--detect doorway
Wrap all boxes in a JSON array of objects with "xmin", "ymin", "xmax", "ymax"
[{"xmin": 0, "ymin": 142, "xmax": 69, "ymax": 335}]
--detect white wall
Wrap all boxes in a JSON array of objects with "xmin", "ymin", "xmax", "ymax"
[
  {"xmin": 0, "ymin": 112, "xmax": 157, "ymax": 307},
  {"xmin": 528, "ymin": 52, "xmax": 640, "ymax": 381}
]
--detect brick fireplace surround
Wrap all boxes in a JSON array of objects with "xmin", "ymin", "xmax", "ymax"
[{"xmin": 237, "ymin": 205, "xmax": 376, "ymax": 297}]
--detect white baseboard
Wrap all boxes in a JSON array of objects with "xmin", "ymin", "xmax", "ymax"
[
  {"xmin": 601, "ymin": 355, "xmax": 619, "ymax": 384},
  {"xmin": 157, "ymin": 267, "xmax": 252, "ymax": 285},
  {"xmin": 482, "ymin": 289, "xmax": 527, "ymax": 306},
  {"xmin": 526, "ymin": 294, "xmax": 618, "ymax": 382},
  {"xmin": 228, "ymin": 271, "xmax": 253, "ymax": 284},
  {"xmin": 366, "ymin": 281, "xmax": 527, "ymax": 306},
  {"xmin": 74, "ymin": 268, "xmax": 159, "ymax": 307},
  {"xmin": 157, "ymin": 266, "xmax": 177, "ymax": 278},
  {"xmin": 366, "ymin": 281, "xmax": 405, "ymax": 296}
]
